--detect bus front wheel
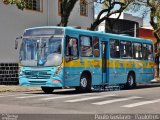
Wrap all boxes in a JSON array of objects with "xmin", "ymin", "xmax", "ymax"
[
  {"xmin": 76, "ymin": 73, "xmax": 91, "ymax": 93},
  {"xmin": 41, "ymin": 87, "xmax": 54, "ymax": 94},
  {"xmin": 126, "ymin": 73, "xmax": 136, "ymax": 89}
]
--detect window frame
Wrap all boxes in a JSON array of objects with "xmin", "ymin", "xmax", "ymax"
[
  {"xmin": 80, "ymin": 0, "xmax": 88, "ymax": 17},
  {"xmin": 65, "ymin": 36, "xmax": 79, "ymax": 59},
  {"xmin": 93, "ymin": 36, "xmax": 100, "ymax": 57},
  {"xmin": 79, "ymin": 35, "xmax": 93, "ymax": 57},
  {"xmin": 120, "ymin": 40, "xmax": 132, "ymax": 59},
  {"xmin": 142, "ymin": 43, "xmax": 154, "ymax": 61},
  {"xmin": 58, "ymin": 0, "xmax": 62, "ymax": 16},
  {"xmin": 132, "ymin": 42, "xmax": 143, "ymax": 60},
  {"xmin": 109, "ymin": 39, "xmax": 120, "ymax": 59},
  {"xmin": 25, "ymin": 0, "xmax": 43, "ymax": 12}
]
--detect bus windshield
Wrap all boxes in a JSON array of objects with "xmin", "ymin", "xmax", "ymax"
[{"xmin": 19, "ymin": 36, "xmax": 63, "ymax": 67}]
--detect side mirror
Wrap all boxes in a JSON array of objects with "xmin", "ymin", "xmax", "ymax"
[
  {"xmin": 15, "ymin": 40, "xmax": 18, "ymax": 50},
  {"xmin": 15, "ymin": 36, "xmax": 22, "ymax": 50}
]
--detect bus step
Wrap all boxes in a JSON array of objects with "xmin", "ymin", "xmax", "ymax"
[{"xmin": 93, "ymin": 85, "xmax": 121, "ymax": 92}]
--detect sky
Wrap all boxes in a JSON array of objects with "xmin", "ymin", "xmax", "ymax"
[{"xmin": 94, "ymin": 2, "xmax": 151, "ymax": 27}]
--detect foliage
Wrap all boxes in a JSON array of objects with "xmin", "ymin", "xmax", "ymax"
[
  {"xmin": 128, "ymin": 0, "xmax": 160, "ymax": 41},
  {"xmin": 2, "ymin": 0, "xmax": 26, "ymax": 10}
]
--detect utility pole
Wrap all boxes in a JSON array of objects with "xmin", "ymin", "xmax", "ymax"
[{"xmin": 134, "ymin": 23, "xmax": 137, "ymax": 37}]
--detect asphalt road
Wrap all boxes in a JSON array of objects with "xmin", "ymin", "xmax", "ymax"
[{"xmin": 0, "ymin": 84, "xmax": 160, "ymax": 120}]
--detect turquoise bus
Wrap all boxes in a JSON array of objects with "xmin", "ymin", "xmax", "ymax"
[{"xmin": 16, "ymin": 26, "xmax": 155, "ymax": 93}]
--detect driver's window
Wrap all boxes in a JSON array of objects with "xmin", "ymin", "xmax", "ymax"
[{"xmin": 66, "ymin": 37, "xmax": 78, "ymax": 59}]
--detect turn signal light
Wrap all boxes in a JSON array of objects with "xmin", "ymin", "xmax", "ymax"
[{"xmin": 52, "ymin": 80, "xmax": 60, "ymax": 83}]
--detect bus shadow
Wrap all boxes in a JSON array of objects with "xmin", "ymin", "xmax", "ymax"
[
  {"xmin": 26, "ymin": 83, "xmax": 160, "ymax": 95},
  {"xmin": 121, "ymin": 83, "xmax": 160, "ymax": 90}
]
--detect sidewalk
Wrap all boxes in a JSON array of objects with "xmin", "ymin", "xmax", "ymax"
[
  {"xmin": 150, "ymin": 78, "xmax": 160, "ymax": 83},
  {"xmin": 0, "ymin": 85, "xmax": 41, "ymax": 93}
]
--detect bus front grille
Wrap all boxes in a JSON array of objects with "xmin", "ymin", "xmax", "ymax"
[
  {"xmin": 29, "ymin": 81, "xmax": 47, "ymax": 85},
  {"xmin": 24, "ymin": 70, "xmax": 51, "ymax": 79}
]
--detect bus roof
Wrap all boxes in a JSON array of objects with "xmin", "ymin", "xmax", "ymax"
[{"xmin": 25, "ymin": 26, "xmax": 153, "ymax": 44}]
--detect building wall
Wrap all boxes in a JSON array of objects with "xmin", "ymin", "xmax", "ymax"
[
  {"xmin": 0, "ymin": 0, "xmax": 94, "ymax": 63},
  {"xmin": 0, "ymin": 1, "xmax": 48, "ymax": 63},
  {"xmin": 50, "ymin": 0, "xmax": 94, "ymax": 29},
  {"xmin": 124, "ymin": 13, "xmax": 143, "ymax": 27},
  {"xmin": 0, "ymin": 0, "xmax": 94, "ymax": 84},
  {"xmin": 98, "ymin": 13, "xmax": 143, "ymax": 32},
  {"xmin": 139, "ymin": 28, "xmax": 156, "ymax": 43}
]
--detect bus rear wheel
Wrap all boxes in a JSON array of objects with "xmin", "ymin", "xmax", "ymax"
[
  {"xmin": 41, "ymin": 87, "xmax": 54, "ymax": 94},
  {"xmin": 76, "ymin": 73, "xmax": 91, "ymax": 93},
  {"xmin": 126, "ymin": 73, "xmax": 136, "ymax": 89}
]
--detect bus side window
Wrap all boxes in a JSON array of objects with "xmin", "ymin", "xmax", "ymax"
[
  {"xmin": 133, "ymin": 42, "xmax": 142, "ymax": 59},
  {"xmin": 147, "ymin": 44, "xmax": 154, "ymax": 61},
  {"xmin": 143, "ymin": 44, "xmax": 153, "ymax": 61},
  {"xmin": 110, "ymin": 39, "xmax": 120, "ymax": 58},
  {"xmin": 120, "ymin": 41, "xmax": 132, "ymax": 59},
  {"xmin": 66, "ymin": 36, "xmax": 78, "ymax": 60},
  {"xmin": 143, "ymin": 44, "xmax": 148, "ymax": 60},
  {"xmin": 93, "ymin": 37, "xmax": 100, "ymax": 57},
  {"xmin": 80, "ymin": 35, "xmax": 92, "ymax": 57}
]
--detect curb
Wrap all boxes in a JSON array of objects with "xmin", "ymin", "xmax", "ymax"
[{"xmin": 0, "ymin": 85, "xmax": 41, "ymax": 93}]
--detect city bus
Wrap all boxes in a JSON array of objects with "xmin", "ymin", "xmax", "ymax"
[{"xmin": 16, "ymin": 26, "xmax": 155, "ymax": 93}]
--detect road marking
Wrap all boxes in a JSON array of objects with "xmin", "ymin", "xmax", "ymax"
[
  {"xmin": 65, "ymin": 94, "xmax": 116, "ymax": 103},
  {"xmin": 40, "ymin": 94, "xmax": 87, "ymax": 101},
  {"xmin": 92, "ymin": 96, "xmax": 142, "ymax": 105},
  {"xmin": 122, "ymin": 99, "xmax": 160, "ymax": 108},
  {"xmin": 39, "ymin": 93, "xmax": 96, "ymax": 101},
  {"xmin": 16, "ymin": 94, "xmax": 50, "ymax": 99},
  {"xmin": 0, "ymin": 94, "xmax": 26, "ymax": 97}
]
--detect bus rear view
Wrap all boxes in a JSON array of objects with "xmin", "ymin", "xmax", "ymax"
[{"xmin": 18, "ymin": 27, "xmax": 64, "ymax": 93}]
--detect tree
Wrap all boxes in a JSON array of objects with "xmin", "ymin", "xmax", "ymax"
[
  {"xmin": 2, "ymin": 0, "xmax": 26, "ymax": 10},
  {"xmin": 58, "ymin": 0, "xmax": 78, "ymax": 26},
  {"xmin": 128, "ymin": 0, "xmax": 160, "ymax": 78},
  {"xmin": 146, "ymin": 0, "xmax": 160, "ymax": 41},
  {"xmin": 128, "ymin": 0, "xmax": 160, "ymax": 41},
  {"xmin": 90, "ymin": 0, "xmax": 134, "ymax": 31},
  {"xmin": 147, "ymin": 0, "xmax": 160, "ymax": 78}
]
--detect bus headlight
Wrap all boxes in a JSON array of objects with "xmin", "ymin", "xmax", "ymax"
[
  {"xmin": 19, "ymin": 69, "xmax": 24, "ymax": 76},
  {"xmin": 54, "ymin": 66, "xmax": 62, "ymax": 76}
]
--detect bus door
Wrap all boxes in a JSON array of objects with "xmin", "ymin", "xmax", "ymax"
[
  {"xmin": 64, "ymin": 35, "xmax": 79, "ymax": 87},
  {"xmin": 101, "ymin": 41, "xmax": 108, "ymax": 84}
]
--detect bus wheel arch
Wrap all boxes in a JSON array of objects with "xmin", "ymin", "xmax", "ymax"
[
  {"xmin": 76, "ymin": 71, "xmax": 92, "ymax": 92},
  {"xmin": 126, "ymin": 71, "xmax": 136, "ymax": 89}
]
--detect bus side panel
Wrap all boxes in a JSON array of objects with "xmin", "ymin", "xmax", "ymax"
[
  {"xmin": 89, "ymin": 59, "xmax": 102, "ymax": 85},
  {"xmin": 108, "ymin": 59, "xmax": 128, "ymax": 84},
  {"xmin": 108, "ymin": 59, "xmax": 147, "ymax": 84},
  {"xmin": 64, "ymin": 67, "xmax": 81, "ymax": 87},
  {"xmin": 141, "ymin": 61, "xmax": 154, "ymax": 83},
  {"xmin": 64, "ymin": 59, "xmax": 102, "ymax": 87}
]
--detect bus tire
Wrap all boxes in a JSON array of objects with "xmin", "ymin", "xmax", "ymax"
[
  {"xmin": 76, "ymin": 73, "xmax": 91, "ymax": 93},
  {"xmin": 126, "ymin": 73, "xmax": 136, "ymax": 89},
  {"xmin": 41, "ymin": 87, "xmax": 54, "ymax": 94}
]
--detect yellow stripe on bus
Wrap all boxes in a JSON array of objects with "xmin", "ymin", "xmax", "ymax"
[{"xmin": 64, "ymin": 59, "xmax": 155, "ymax": 69}]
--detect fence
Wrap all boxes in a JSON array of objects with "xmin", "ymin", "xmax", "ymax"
[{"xmin": 0, "ymin": 63, "xmax": 19, "ymax": 85}]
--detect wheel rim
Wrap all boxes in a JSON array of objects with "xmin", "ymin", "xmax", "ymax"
[
  {"xmin": 128, "ymin": 76, "xmax": 134, "ymax": 86},
  {"xmin": 81, "ymin": 77, "xmax": 87, "ymax": 88}
]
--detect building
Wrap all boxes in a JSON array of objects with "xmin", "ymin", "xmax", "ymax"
[
  {"xmin": 139, "ymin": 27, "xmax": 156, "ymax": 43},
  {"xmin": 105, "ymin": 18, "xmax": 139, "ymax": 37},
  {"xmin": 0, "ymin": 0, "xmax": 94, "ymax": 84},
  {"xmin": 97, "ymin": 13, "xmax": 143, "ymax": 32}
]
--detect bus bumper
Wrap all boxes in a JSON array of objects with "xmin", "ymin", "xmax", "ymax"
[{"xmin": 19, "ymin": 77, "xmax": 63, "ymax": 88}]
